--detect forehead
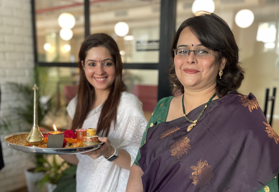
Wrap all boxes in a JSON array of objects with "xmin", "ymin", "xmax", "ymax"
[
  {"xmin": 177, "ymin": 27, "xmax": 201, "ymax": 46},
  {"xmin": 85, "ymin": 46, "xmax": 112, "ymax": 60}
]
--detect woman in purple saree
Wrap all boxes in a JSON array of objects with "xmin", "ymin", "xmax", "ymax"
[{"xmin": 126, "ymin": 12, "xmax": 279, "ymax": 192}]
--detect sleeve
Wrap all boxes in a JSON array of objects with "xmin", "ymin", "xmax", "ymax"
[
  {"xmin": 257, "ymin": 176, "xmax": 278, "ymax": 192},
  {"xmin": 133, "ymin": 96, "xmax": 173, "ymax": 167},
  {"xmin": 115, "ymin": 94, "xmax": 148, "ymax": 166},
  {"xmin": 66, "ymin": 96, "xmax": 77, "ymax": 119}
]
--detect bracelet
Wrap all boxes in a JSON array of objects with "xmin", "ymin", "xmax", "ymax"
[{"xmin": 105, "ymin": 145, "xmax": 118, "ymax": 162}]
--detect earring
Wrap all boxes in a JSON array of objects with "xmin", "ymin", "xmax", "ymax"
[{"xmin": 219, "ymin": 69, "xmax": 223, "ymax": 79}]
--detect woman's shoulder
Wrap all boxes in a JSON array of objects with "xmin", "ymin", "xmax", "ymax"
[
  {"xmin": 121, "ymin": 91, "xmax": 139, "ymax": 100},
  {"xmin": 151, "ymin": 95, "xmax": 174, "ymax": 119},
  {"xmin": 67, "ymin": 96, "xmax": 78, "ymax": 109},
  {"xmin": 118, "ymin": 92, "xmax": 143, "ymax": 111},
  {"xmin": 222, "ymin": 92, "xmax": 260, "ymax": 110},
  {"xmin": 120, "ymin": 91, "xmax": 141, "ymax": 105},
  {"xmin": 155, "ymin": 96, "xmax": 174, "ymax": 109},
  {"xmin": 217, "ymin": 92, "xmax": 265, "ymax": 122},
  {"xmin": 67, "ymin": 96, "xmax": 78, "ymax": 118},
  {"xmin": 157, "ymin": 95, "xmax": 174, "ymax": 105}
]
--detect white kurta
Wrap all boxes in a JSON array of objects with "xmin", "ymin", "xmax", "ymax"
[{"xmin": 67, "ymin": 92, "xmax": 147, "ymax": 192}]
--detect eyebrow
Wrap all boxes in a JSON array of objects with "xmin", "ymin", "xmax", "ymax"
[
  {"xmin": 177, "ymin": 44, "xmax": 203, "ymax": 48},
  {"xmin": 86, "ymin": 58, "xmax": 113, "ymax": 63}
]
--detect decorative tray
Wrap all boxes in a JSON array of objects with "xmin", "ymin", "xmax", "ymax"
[{"xmin": 5, "ymin": 133, "xmax": 103, "ymax": 155}]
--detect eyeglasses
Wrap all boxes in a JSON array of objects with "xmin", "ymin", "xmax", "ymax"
[{"xmin": 173, "ymin": 48, "xmax": 215, "ymax": 59}]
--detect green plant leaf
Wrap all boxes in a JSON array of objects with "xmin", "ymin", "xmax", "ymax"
[
  {"xmin": 63, "ymin": 164, "xmax": 76, "ymax": 174},
  {"xmin": 53, "ymin": 179, "xmax": 76, "ymax": 192},
  {"xmin": 35, "ymin": 155, "xmax": 70, "ymax": 187},
  {"xmin": 34, "ymin": 167, "xmax": 49, "ymax": 172},
  {"xmin": 53, "ymin": 165, "xmax": 76, "ymax": 192},
  {"xmin": 52, "ymin": 155, "xmax": 59, "ymax": 171},
  {"xmin": 39, "ymin": 174, "xmax": 50, "ymax": 191}
]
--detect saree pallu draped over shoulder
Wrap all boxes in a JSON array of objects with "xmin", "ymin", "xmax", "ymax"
[{"xmin": 138, "ymin": 92, "xmax": 279, "ymax": 192}]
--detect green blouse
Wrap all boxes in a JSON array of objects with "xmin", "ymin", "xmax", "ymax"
[{"xmin": 134, "ymin": 96, "xmax": 278, "ymax": 192}]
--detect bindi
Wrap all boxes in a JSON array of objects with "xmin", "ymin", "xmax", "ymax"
[{"xmin": 192, "ymin": 44, "xmax": 194, "ymax": 46}]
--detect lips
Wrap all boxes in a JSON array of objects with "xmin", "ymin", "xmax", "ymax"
[
  {"xmin": 94, "ymin": 77, "xmax": 107, "ymax": 82},
  {"xmin": 183, "ymin": 68, "xmax": 199, "ymax": 74}
]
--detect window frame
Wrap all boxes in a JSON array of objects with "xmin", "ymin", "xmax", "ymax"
[{"xmin": 31, "ymin": 0, "xmax": 177, "ymax": 100}]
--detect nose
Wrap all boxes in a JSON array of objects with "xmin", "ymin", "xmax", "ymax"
[
  {"xmin": 186, "ymin": 51, "xmax": 196, "ymax": 64},
  {"xmin": 95, "ymin": 63, "xmax": 104, "ymax": 74}
]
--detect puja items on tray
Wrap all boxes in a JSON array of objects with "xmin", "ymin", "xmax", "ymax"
[{"xmin": 24, "ymin": 128, "xmax": 101, "ymax": 148}]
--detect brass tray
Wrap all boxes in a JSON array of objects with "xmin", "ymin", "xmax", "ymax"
[{"xmin": 5, "ymin": 133, "xmax": 103, "ymax": 155}]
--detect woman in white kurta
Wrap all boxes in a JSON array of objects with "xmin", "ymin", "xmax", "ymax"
[
  {"xmin": 60, "ymin": 33, "xmax": 147, "ymax": 192},
  {"xmin": 67, "ymin": 92, "xmax": 146, "ymax": 191}
]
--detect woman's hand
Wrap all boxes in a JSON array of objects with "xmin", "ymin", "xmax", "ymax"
[
  {"xmin": 82, "ymin": 137, "xmax": 132, "ymax": 170},
  {"xmin": 82, "ymin": 137, "xmax": 114, "ymax": 159}
]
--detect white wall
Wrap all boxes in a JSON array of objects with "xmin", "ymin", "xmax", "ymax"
[{"xmin": 0, "ymin": 0, "xmax": 35, "ymax": 191}]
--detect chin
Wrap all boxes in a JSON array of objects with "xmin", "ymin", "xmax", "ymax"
[
  {"xmin": 94, "ymin": 86, "xmax": 109, "ymax": 91},
  {"xmin": 182, "ymin": 80, "xmax": 198, "ymax": 87},
  {"xmin": 94, "ymin": 85, "xmax": 112, "ymax": 91}
]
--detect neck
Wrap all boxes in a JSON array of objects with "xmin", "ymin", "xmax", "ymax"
[
  {"xmin": 183, "ymin": 85, "xmax": 217, "ymax": 114},
  {"xmin": 92, "ymin": 89, "xmax": 110, "ymax": 109}
]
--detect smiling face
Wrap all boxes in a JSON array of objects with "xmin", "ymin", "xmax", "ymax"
[
  {"xmin": 174, "ymin": 27, "xmax": 225, "ymax": 91},
  {"xmin": 82, "ymin": 46, "xmax": 116, "ymax": 94}
]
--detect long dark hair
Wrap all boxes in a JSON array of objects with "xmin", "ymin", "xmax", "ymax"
[
  {"xmin": 71, "ymin": 33, "xmax": 127, "ymax": 136},
  {"xmin": 169, "ymin": 13, "xmax": 244, "ymax": 98}
]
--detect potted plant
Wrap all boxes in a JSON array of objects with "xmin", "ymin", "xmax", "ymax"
[
  {"xmin": 34, "ymin": 155, "xmax": 69, "ymax": 192},
  {"xmin": 0, "ymin": 66, "xmax": 58, "ymax": 192},
  {"xmin": 53, "ymin": 164, "xmax": 77, "ymax": 192},
  {"xmin": 24, "ymin": 154, "xmax": 48, "ymax": 192}
]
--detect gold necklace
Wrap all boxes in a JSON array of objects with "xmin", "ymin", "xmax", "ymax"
[{"xmin": 182, "ymin": 93, "xmax": 216, "ymax": 132}]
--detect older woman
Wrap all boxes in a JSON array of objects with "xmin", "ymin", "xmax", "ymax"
[{"xmin": 126, "ymin": 13, "xmax": 279, "ymax": 192}]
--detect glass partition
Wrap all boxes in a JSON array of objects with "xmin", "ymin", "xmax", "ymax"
[
  {"xmin": 90, "ymin": 0, "xmax": 161, "ymax": 63},
  {"xmin": 39, "ymin": 66, "xmax": 79, "ymax": 129},
  {"xmin": 35, "ymin": 0, "xmax": 161, "ymax": 125},
  {"xmin": 36, "ymin": 0, "xmax": 84, "ymax": 63},
  {"xmin": 123, "ymin": 69, "xmax": 158, "ymax": 121},
  {"xmin": 40, "ymin": 67, "xmax": 158, "ymax": 127}
]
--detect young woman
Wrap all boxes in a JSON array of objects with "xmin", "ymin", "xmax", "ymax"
[{"xmin": 60, "ymin": 33, "xmax": 147, "ymax": 192}]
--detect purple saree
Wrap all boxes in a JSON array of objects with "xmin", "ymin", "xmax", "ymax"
[{"xmin": 138, "ymin": 92, "xmax": 279, "ymax": 192}]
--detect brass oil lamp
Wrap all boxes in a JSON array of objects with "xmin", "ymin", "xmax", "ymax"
[{"xmin": 25, "ymin": 84, "xmax": 44, "ymax": 146}]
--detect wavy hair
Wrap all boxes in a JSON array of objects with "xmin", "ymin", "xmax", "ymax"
[
  {"xmin": 169, "ymin": 13, "xmax": 244, "ymax": 98},
  {"xmin": 71, "ymin": 33, "xmax": 127, "ymax": 136}
]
